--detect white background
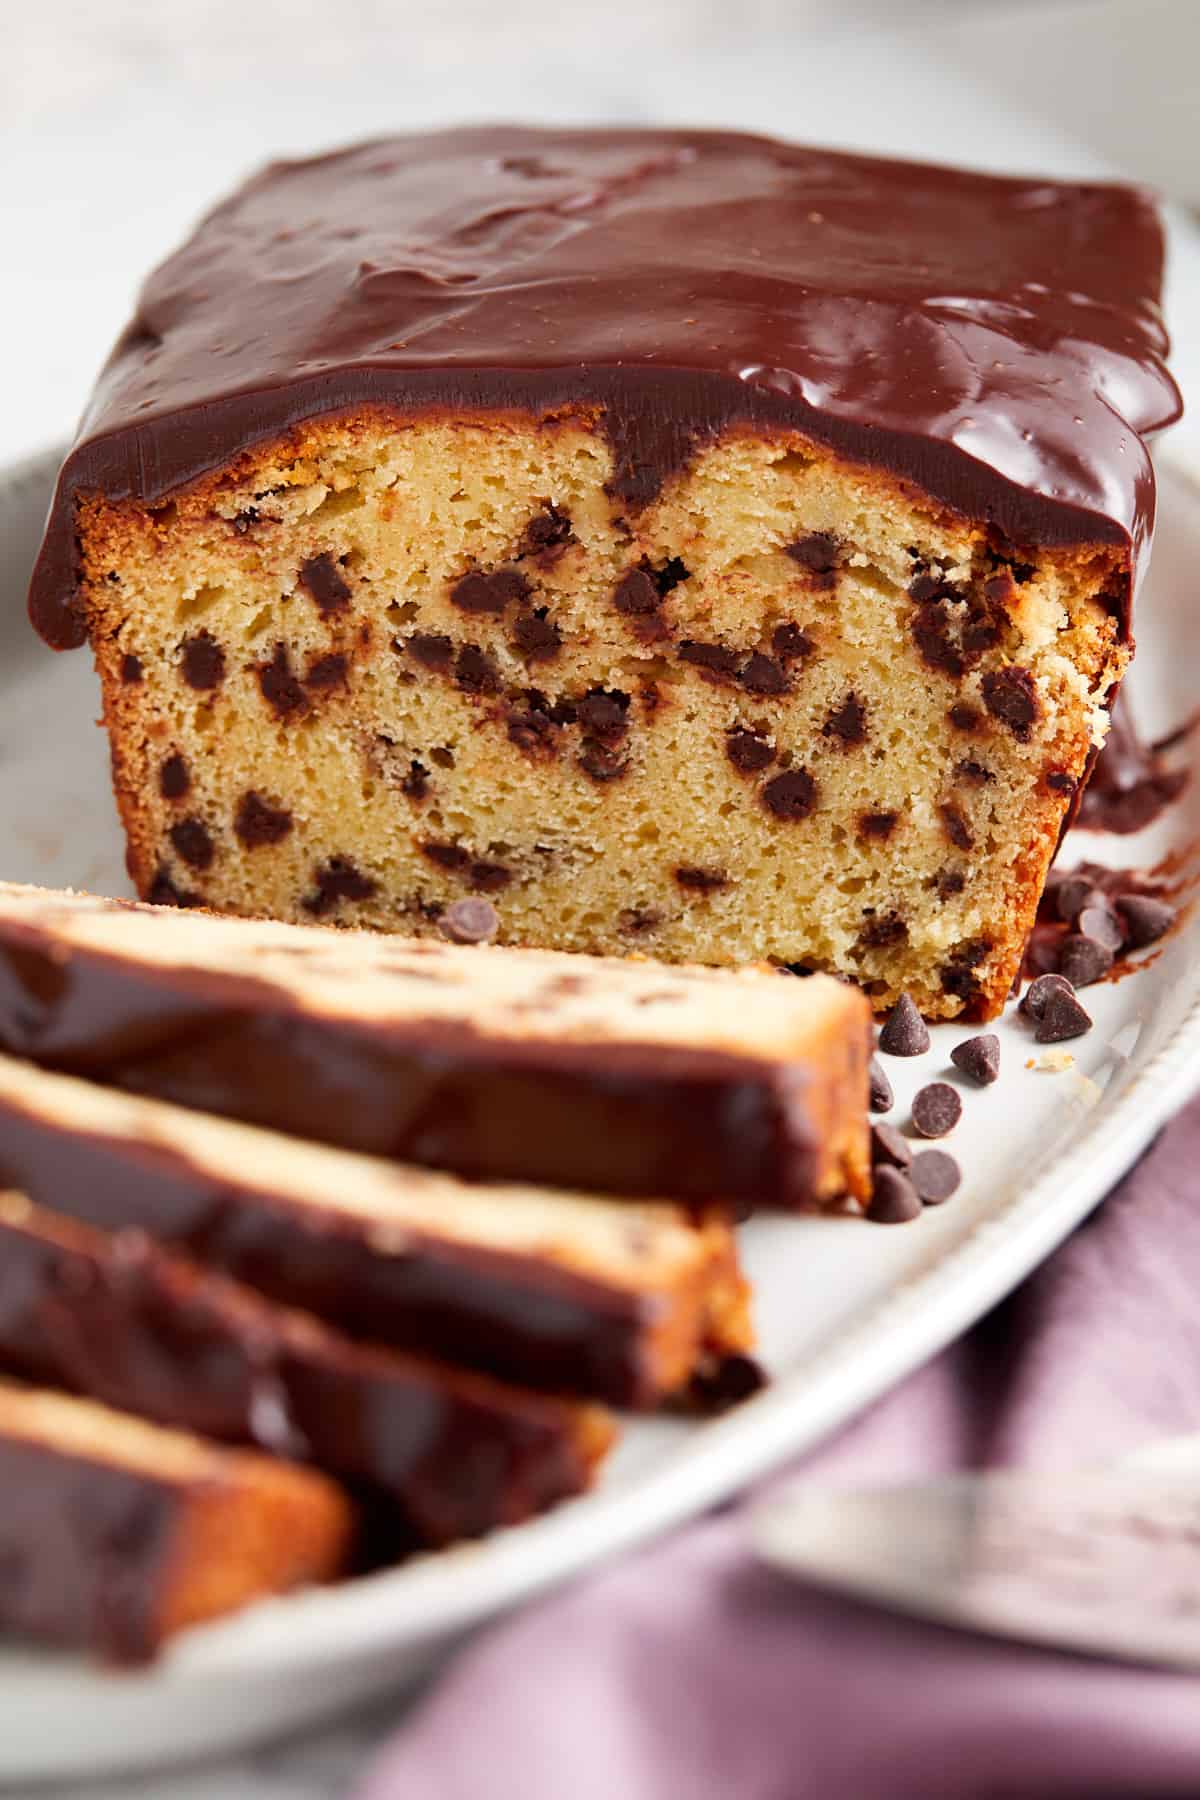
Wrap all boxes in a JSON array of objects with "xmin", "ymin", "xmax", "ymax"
[{"xmin": 3, "ymin": 1, "xmax": 1197, "ymax": 1793}]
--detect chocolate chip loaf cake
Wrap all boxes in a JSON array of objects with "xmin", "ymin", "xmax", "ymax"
[
  {"xmin": 30, "ymin": 129, "xmax": 1180, "ymax": 1017},
  {"xmin": 0, "ymin": 1050, "xmax": 750, "ymax": 1405},
  {"xmin": 0, "ymin": 879, "xmax": 869, "ymax": 1210},
  {"xmin": 0, "ymin": 1379, "xmax": 352, "ymax": 1661},
  {"xmin": 0, "ymin": 1195, "xmax": 614, "ymax": 1548}
]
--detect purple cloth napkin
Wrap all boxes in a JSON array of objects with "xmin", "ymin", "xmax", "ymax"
[{"xmin": 359, "ymin": 1102, "xmax": 1200, "ymax": 1800}]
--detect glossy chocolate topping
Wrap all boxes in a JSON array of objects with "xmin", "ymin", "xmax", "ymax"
[
  {"xmin": 29, "ymin": 127, "xmax": 1180, "ymax": 650},
  {"xmin": 0, "ymin": 1207, "xmax": 598, "ymax": 1546}
]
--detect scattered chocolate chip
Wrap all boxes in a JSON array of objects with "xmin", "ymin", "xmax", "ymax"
[
  {"xmin": 908, "ymin": 565, "xmax": 953, "ymax": 604},
  {"xmin": 859, "ymin": 912, "xmax": 908, "ymax": 949},
  {"xmin": 860, "ymin": 811, "xmax": 898, "ymax": 842},
  {"xmin": 740, "ymin": 653, "xmax": 788, "ymax": 696},
  {"xmin": 469, "ymin": 860, "xmax": 512, "ymax": 894},
  {"xmin": 762, "ymin": 769, "xmax": 817, "ymax": 822},
  {"xmin": 519, "ymin": 505, "xmax": 574, "ymax": 565},
  {"xmin": 578, "ymin": 740, "xmax": 627, "ymax": 782},
  {"xmin": 935, "ymin": 867, "xmax": 966, "ymax": 899},
  {"xmin": 871, "ymin": 1122, "xmax": 913, "ymax": 1169},
  {"xmin": 159, "ymin": 754, "xmax": 190, "ymax": 801},
  {"xmin": 306, "ymin": 652, "xmax": 348, "ymax": 691},
  {"xmin": 423, "ymin": 842, "xmax": 470, "ymax": 874},
  {"xmin": 1058, "ymin": 933, "xmax": 1113, "ymax": 988},
  {"xmin": 181, "ymin": 630, "xmax": 225, "ymax": 691},
  {"xmin": 450, "ymin": 566, "xmax": 530, "ymax": 614},
  {"xmin": 439, "ymin": 898, "xmax": 500, "ymax": 944},
  {"xmin": 1077, "ymin": 903, "xmax": 1124, "ymax": 954},
  {"xmin": 954, "ymin": 759, "xmax": 993, "ymax": 786},
  {"xmin": 939, "ymin": 804, "xmax": 973, "ymax": 851},
  {"xmin": 911, "ymin": 1149, "xmax": 961, "ymax": 1205},
  {"xmin": 982, "ymin": 667, "xmax": 1039, "ymax": 741},
  {"xmin": 506, "ymin": 700, "xmax": 560, "ymax": 756},
  {"xmin": 726, "ymin": 728, "xmax": 774, "ymax": 775},
  {"xmin": 867, "ymin": 1166, "xmax": 922, "ymax": 1224},
  {"xmin": 619, "ymin": 907, "xmax": 662, "ymax": 935},
  {"xmin": 950, "ymin": 1033, "xmax": 1000, "ymax": 1086},
  {"xmin": 1054, "ymin": 875, "xmax": 1104, "ymax": 922},
  {"xmin": 686, "ymin": 1352, "xmax": 768, "ymax": 1413},
  {"xmin": 121, "ymin": 653, "xmax": 143, "ymax": 684},
  {"xmin": 1019, "ymin": 972, "xmax": 1074, "ymax": 1022},
  {"xmin": 785, "ymin": 532, "xmax": 840, "ymax": 574},
  {"xmin": 234, "ymin": 790, "xmax": 293, "ymax": 847},
  {"xmin": 674, "ymin": 866, "xmax": 728, "ymax": 892},
  {"xmin": 878, "ymin": 993, "xmax": 930, "ymax": 1057},
  {"xmin": 168, "ymin": 818, "xmax": 214, "ymax": 872},
  {"xmin": 400, "ymin": 759, "xmax": 429, "ymax": 801},
  {"xmin": 230, "ymin": 506, "xmax": 260, "ymax": 535},
  {"xmin": 256, "ymin": 643, "xmax": 307, "ymax": 718},
  {"xmin": 303, "ymin": 857, "xmax": 377, "ymax": 916},
  {"xmin": 654, "ymin": 557, "xmax": 690, "ymax": 595},
  {"xmin": 680, "ymin": 640, "xmax": 739, "ymax": 681},
  {"xmin": 911, "ymin": 603, "xmax": 965, "ymax": 677},
  {"xmin": 939, "ymin": 939, "xmax": 991, "ymax": 1002},
  {"xmin": 147, "ymin": 868, "xmax": 199, "ymax": 909},
  {"xmin": 512, "ymin": 608, "xmax": 561, "ymax": 662},
  {"xmin": 982, "ymin": 570, "xmax": 1015, "ymax": 605},
  {"xmin": 576, "ymin": 689, "xmax": 630, "ymax": 742},
  {"xmin": 299, "ymin": 553, "xmax": 351, "ymax": 615},
  {"xmin": 948, "ymin": 703, "xmax": 982, "ymax": 733},
  {"xmin": 407, "ymin": 633, "xmax": 454, "ymax": 672},
  {"xmin": 911, "ymin": 1082, "xmax": 962, "ymax": 1138},
  {"xmin": 869, "ymin": 1058, "xmax": 894, "ymax": 1113},
  {"xmin": 612, "ymin": 568, "xmax": 661, "ymax": 616},
  {"xmin": 1035, "ymin": 984, "xmax": 1093, "ymax": 1043},
  {"xmin": 823, "ymin": 693, "xmax": 867, "ymax": 746},
  {"xmin": 1045, "ymin": 769, "xmax": 1076, "ymax": 796},
  {"xmin": 454, "ymin": 644, "xmax": 501, "ymax": 695},
  {"xmin": 1116, "ymin": 893, "xmax": 1176, "ymax": 948},
  {"xmin": 771, "ymin": 622, "xmax": 814, "ymax": 662}
]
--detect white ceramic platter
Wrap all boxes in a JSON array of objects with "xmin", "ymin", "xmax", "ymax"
[{"xmin": 2, "ymin": 417, "xmax": 1200, "ymax": 1779}]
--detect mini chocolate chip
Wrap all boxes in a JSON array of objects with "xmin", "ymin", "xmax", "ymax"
[
  {"xmin": 982, "ymin": 667, "xmax": 1039, "ymax": 742},
  {"xmin": 771, "ymin": 622, "xmax": 814, "ymax": 662},
  {"xmin": 823, "ymin": 693, "xmax": 867, "ymax": 746},
  {"xmin": 613, "ymin": 568, "xmax": 661, "ymax": 616},
  {"xmin": 576, "ymin": 689, "xmax": 630, "ymax": 742},
  {"xmin": 785, "ymin": 532, "xmax": 840, "ymax": 574},
  {"xmin": 1077, "ymin": 903, "xmax": 1124, "ymax": 954},
  {"xmin": 619, "ymin": 907, "xmax": 662, "ymax": 935},
  {"xmin": 935, "ymin": 867, "xmax": 966, "ymax": 899},
  {"xmin": 168, "ymin": 818, "xmax": 214, "ymax": 872},
  {"xmin": 454, "ymin": 644, "xmax": 501, "ymax": 695},
  {"xmin": 878, "ymin": 993, "xmax": 930, "ymax": 1057},
  {"xmin": 1035, "ymin": 984, "xmax": 1093, "ymax": 1043},
  {"xmin": 871, "ymin": 1122, "xmax": 913, "ymax": 1169},
  {"xmin": 911, "ymin": 1082, "xmax": 962, "ymax": 1138},
  {"xmin": 407, "ymin": 633, "xmax": 454, "ymax": 671},
  {"xmin": 674, "ymin": 866, "xmax": 728, "ymax": 892},
  {"xmin": 159, "ymin": 753, "xmax": 190, "ymax": 801},
  {"xmin": 469, "ymin": 860, "xmax": 512, "ymax": 893},
  {"xmin": 256, "ymin": 643, "xmax": 307, "ymax": 718},
  {"xmin": 654, "ymin": 557, "xmax": 690, "ymax": 595},
  {"xmin": 400, "ymin": 759, "xmax": 429, "ymax": 801},
  {"xmin": 1116, "ymin": 893, "xmax": 1176, "ymax": 948},
  {"xmin": 860, "ymin": 811, "xmax": 898, "ymax": 841},
  {"xmin": 982, "ymin": 570, "xmax": 1016, "ymax": 605},
  {"xmin": 439, "ymin": 898, "xmax": 500, "ymax": 944},
  {"xmin": 680, "ymin": 640, "xmax": 739, "ymax": 681},
  {"xmin": 423, "ymin": 842, "xmax": 470, "ymax": 874},
  {"xmin": 507, "ymin": 702, "xmax": 560, "ymax": 756},
  {"xmin": 859, "ymin": 912, "xmax": 908, "ymax": 949},
  {"xmin": 948, "ymin": 703, "xmax": 982, "ymax": 733},
  {"xmin": 740, "ymin": 653, "xmax": 788, "ymax": 696},
  {"xmin": 939, "ymin": 804, "xmax": 973, "ymax": 851},
  {"xmin": 1054, "ymin": 875, "xmax": 1104, "ymax": 922},
  {"xmin": 686, "ymin": 1352, "xmax": 768, "ymax": 1412},
  {"xmin": 450, "ymin": 566, "xmax": 530, "ymax": 614},
  {"xmin": 512, "ymin": 609, "xmax": 561, "ymax": 662},
  {"xmin": 1045, "ymin": 769, "xmax": 1076, "ymax": 795},
  {"xmin": 519, "ymin": 505, "xmax": 574, "ymax": 564},
  {"xmin": 940, "ymin": 938, "xmax": 991, "ymax": 1001},
  {"xmin": 303, "ymin": 857, "xmax": 377, "ymax": 916},
  {"xmin": 911, "ymin": 1150, "xmax": 961, "ymax": 1205},
  {"xmin": 908, "ymin": 566, "xmax": 953, "ymax": 604},
  {"xmin": 299, "ymin": 553, "xmax": 351, "ymax": 615},
  {"xmin": 1018, "ymin": 972, "xmax": 1074, "ymax": 1022},
  {"xmin": 954, "ymin": 759, "xmax": 993, "ymax": 786},
  {"xmin": 867, "ymin": 1166, "xmax": 922, "ymax": 1224},
  {"xmin": 726, "ymin": 728, "xmax": 774, "ymax": 775},
  {"xmin": 911, "ymin": 603, "xmax": 964, "ymax": 677},
  {"xmin": 1058, "ymin": 933, "xmax": 1113, "ymax": 988},
  {"xmin": 763, "ymin": 769, "xmax": 817, "ymax": 822},
  {"xmin": 230, "ymin": 506, "xmax": 260, "ymax": 535},
  {"xmin": 950, "ymin": 1033, "xmax": 1000, "ymax": 1086},
  {"xmin": 869, "ymin": 1058, "xmax": 894, "ymax": 1113},
  {"xmin": 121, "ymin": 653, "xmax": 143, "ymax": 684},
  {"xmin": 579, "ymin": 740, "xmax": 627, "ymax": 782},
  {"xmin": 147, "ymin": 868, "xmax": 199, "ymax": 908},
  {"xmin": 306, "ymin": 652, "xmax": 348, "ymax": 691},
  {"xmin": 181, "ymin": 630, "xmax": 225, "ymax": 691},
  {"xmin": 235, "ymin": 790, "xmax": 293, "ymax": 847}
]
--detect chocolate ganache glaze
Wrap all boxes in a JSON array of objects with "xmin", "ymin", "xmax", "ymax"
[{"xmin": 28, "ymin": 127, "xmax": 1180, "ymax": 650}]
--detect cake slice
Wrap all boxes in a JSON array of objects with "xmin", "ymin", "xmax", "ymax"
[
  {"xmin": 0, "ymin": 1378, "xmax": 351, "ymax": 1662},
  {"xmin": 0, "ymin": 1194, "xmax": 614, "ymax": 1547},
  {"xmin": 29, "ymin": 129, "xmax": 1180, "ymax": 1018},
  {"xmin": 0, "ymin": 879, "xmax": 870, "ymax": 1210},
  {"xmin": 0, "ymin": 1052, "xmax": 749, "ymax": 1406}
]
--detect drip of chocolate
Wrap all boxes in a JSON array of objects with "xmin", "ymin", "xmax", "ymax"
[
  {"xmin": 27, "ymin": 128, "xmax": 1180, "ymax": 651},
  {"xmin": 1078, "ymin": 691, "xmax": 1190, "ymax": 834}
]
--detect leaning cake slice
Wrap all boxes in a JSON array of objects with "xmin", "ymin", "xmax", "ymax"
[
  {"xmin": 0, "ymin": 1051, "xmax": 750, "ymax": 1407},
  {"xmin": 0, "ymin": 1379, "xmax": 352, "ymax": 1661},
  {"xmin": 0, "ymin": 879, "xmax": 871, "ymax": 1210},
  {"xmin": 0, "ymin": 1194, "xmax": 614, "ymax": 1548},
  {"xmin": 29, "ymin": 129, "xmax": 1180, "ymax": 1017}
]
